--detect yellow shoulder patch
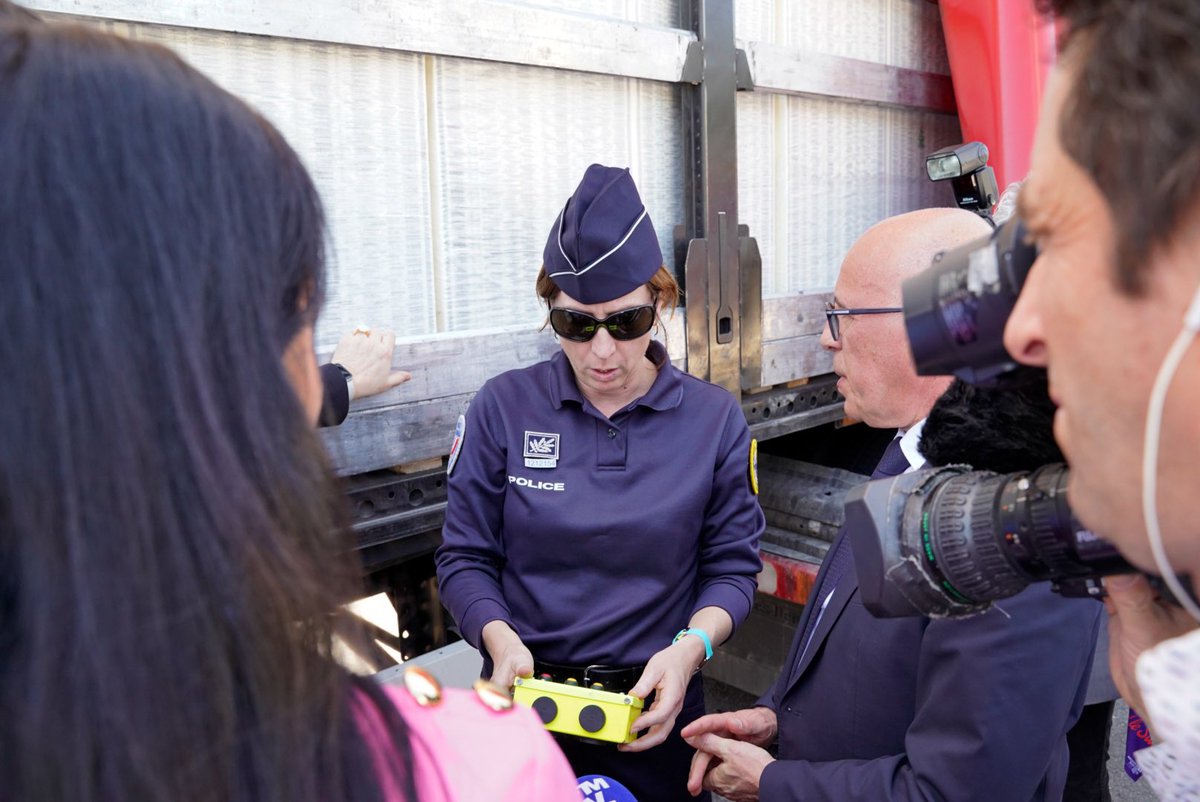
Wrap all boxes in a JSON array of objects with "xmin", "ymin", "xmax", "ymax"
[{"xmin": 748, "ymin": 438, "xmax": 759, "ymax": 495}]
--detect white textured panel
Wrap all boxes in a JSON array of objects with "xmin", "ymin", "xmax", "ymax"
[
  {"xmin": 736, "ymin": 92, "xmax": 783, "ymax": 296},
  {"xmin": 892, "ymin": 0, "xmax": 952, "ymax": 75},
  {"xmin": 119, "ymin": 22, "xmax": 435, "ymax": 346},
  {"xmin": 786, "ymin": 0, "xmax": 950, "ymax": 74},
  {"xmin": 633, "ymin": 80, "xmax": 687, "ymax": 277},
  {"xmin": 735, "ymin": 0, "xmax": 775, "ymax": 43},
  {"xmin": 633, "ymin": 0, "xmax": 681, "ymax": 28},
  {"xmin": 786, "ymin": 0, "xmax": 884, "ymax": 65},
  {"xmin": 883, "ymin": 104, "xmax": 964, "ymax": 218},
  {"xmin": 785, "ymin": 96, "xmax": 886, "ymax": 292},
  {"xmin": 431, "ymin": 57, "xmax": 682, "ymax": 332},
  {"xmin": 739, "ymin": 93, "xmax": 960, "ymax": 296},
  {"xmin": 738, "ymin": 1, "xmax": 957, "ymax": 298},
  {"xmin": 782, "ymin": 93, "xmax": 960, "ymax": 293},
  {"xmin": 534, "ymin": 0, "xmax": 626, "ymax": 19},
  {"xmin": 538, "ymin": 0, "xmax": 681, "ymax": 28}
]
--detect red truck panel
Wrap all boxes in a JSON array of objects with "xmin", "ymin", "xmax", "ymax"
[
  {"xmin": 938, "ymin": 0, "xmax": 1057, "ymax": 189},
  {"xmin": 757, "ymin": 550, "xmax": 821, "ymax": 606}
]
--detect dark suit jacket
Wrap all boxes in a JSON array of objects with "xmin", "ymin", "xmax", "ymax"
[
  {"xmin": 318, "ymin": 362, "xmax": 350, "ymax": 428},
  {"xmin": 756, "ymin": 530, "xmax": 1103, "ymax": 801}
]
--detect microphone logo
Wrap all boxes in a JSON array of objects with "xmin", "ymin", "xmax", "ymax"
[{"xmin": 576, "ymin": 774, "xmax": 638, "ymax": 802}]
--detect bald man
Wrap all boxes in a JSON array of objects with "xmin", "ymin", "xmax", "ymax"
[{"xmin": 682, "ymin": 209, "xmax": 1103, "ymax": 801}]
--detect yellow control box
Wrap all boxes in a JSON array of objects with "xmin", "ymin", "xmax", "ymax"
[{"xmin": 512, "ymin": 676, "xmax": 644, "ymax": 744}]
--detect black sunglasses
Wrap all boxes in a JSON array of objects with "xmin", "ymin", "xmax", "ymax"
[
  {"xmin": 549, "ymin": 304, "xmax": 657, "ymax": 343},
  {"xmin": 824, "ymin": 301, "xmax": 903, "ymax": 342}
]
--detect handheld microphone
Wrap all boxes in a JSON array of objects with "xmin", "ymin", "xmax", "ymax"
[{"xmin": 576, "ymin": 774, "xmax": 638, "ymax": 801}]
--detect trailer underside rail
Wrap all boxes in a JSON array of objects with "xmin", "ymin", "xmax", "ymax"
[
  {"xmin": 347, "ymin": 467, "xmax": 447, "ymax": 576},
  {"xmin": 752, "ymin": 453, "xmax": 865, "ymax": 602},
  {"xmin": 741, "ymin": 373, "xmax": 843, "ymax": 441}
]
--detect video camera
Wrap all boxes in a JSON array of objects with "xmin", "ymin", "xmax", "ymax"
[{"xmin": 849, "ymin": 216, "xmax": 1151, "ymax": 617}]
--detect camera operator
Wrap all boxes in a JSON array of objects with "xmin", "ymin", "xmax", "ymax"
[{"xmin": 1002, "ymin": 1, "xmax": 1200, "ymax": 796}]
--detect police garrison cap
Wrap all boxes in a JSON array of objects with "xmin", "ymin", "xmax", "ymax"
[{"xmin": 542, "ymin": 164, "xmax": 663, "ymax": 304}]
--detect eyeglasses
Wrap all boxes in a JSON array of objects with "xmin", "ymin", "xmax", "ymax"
[
  {"xmin": 824, "ymin": 301, "xmax": 903, "ymax": 342},
  {"xmin": 549, "ymin": 304, "xmax": 656, "ymax": 342}
]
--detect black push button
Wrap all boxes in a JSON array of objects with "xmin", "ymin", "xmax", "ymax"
[
  {"xmin": 579, "ymin": 703, "xmax": 607, "ymax": 733},
  {"xmin": 531, "ymin": 695, "xmax": 558, "ymax": 724}
]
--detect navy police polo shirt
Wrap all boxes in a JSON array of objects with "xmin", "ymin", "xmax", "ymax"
[{"xmin": 436, "ymin": 341, "xmax": 764, "ymax": 667}]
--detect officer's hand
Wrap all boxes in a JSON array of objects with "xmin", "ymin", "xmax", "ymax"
[
  {"xmin": 620, "ymin": 639, "xmax": 702, "ymax": 752},
  {"xmin": 680, "ymin": 707, "xmax": 777, "ymax": 748},
  {"xmin": 330, "ymin": 327, "xmax": 411, "ymax": 401},
  {"xmin": 1104, "ymin": 573, "xmax": 1199, "ymax": 726},
  {"xmin": 684, "ymin": 731, "xmax": 773, "ymax": 800},
  {"xmin": 481, "ymin": 620, "xmax": 534, "ymax": 690}
]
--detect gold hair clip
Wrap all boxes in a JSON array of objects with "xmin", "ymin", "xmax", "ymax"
[
  {"xmin": 403, "ymin": 666, "xmax": 443, "ymax": 707},
  {"xmin": 473, "ymin": 679, "xmax": 514, "ymax": 712}
]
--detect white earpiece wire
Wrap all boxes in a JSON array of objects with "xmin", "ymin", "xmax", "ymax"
[{"xmin": 1140, "ymin": 281, "xmax": 1200, "ymax": 622}]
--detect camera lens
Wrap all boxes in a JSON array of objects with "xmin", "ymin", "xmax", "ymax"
[
  {"xmin": 915, "ymin": 471, "xmax": 1029, "ymax": 606},
  {"xmin": 848, "ymin": 464, "xmax": 1134, "ymax": 618}
]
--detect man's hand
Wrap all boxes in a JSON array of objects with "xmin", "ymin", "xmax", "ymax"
[
  {"xmin": 684, "ymin": 731, "xmax": 774, "ymax": 801},
  {"xmin": 481, "ymin": 620, "xmax": 533, "ymax": 690},
  {"xmin": 330, "ymin": 327, "xmax": 411, "ymax": 401},
  {"xmin": 1104, "ymin": 573, "xmax": 1199, "ymax": 724},
  {"xmin": 619, "ymin": 638, "xmax": 705, "ymax": 752},
  {"xmin": 680, "ymin": 707, "xmax": 778, "ymax": 748}
]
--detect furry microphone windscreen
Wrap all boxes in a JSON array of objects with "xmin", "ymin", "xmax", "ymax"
[{"xmin": 919, "ymin": 369, "xmax": 1064, "ymax": 473}]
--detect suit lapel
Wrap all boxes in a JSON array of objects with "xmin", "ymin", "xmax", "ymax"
[
  {"xmin": 789, "ymin": 572, "xmax": 857, "ymax": 684},
  {"xmin": 782, "ymin": 533, "xmax": 859, "ymax": 691}
]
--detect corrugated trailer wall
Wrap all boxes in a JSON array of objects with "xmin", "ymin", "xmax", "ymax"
[
  {"xmin": 736, "ymin": 0, "xmax": 959, "ymax": 296},
  {"xmin": 68, "ymin": 4, "xmax": 685, "ymax": 343},
  {"xmin": 31, "ymin": 0, "xmax": 959, "ymax": 475}
]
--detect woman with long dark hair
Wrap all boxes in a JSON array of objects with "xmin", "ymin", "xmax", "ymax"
[{"xmin": 0, "ymin": 8, "xmax": 576, "ymax": 801}]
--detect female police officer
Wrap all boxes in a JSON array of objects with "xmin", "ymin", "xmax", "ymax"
[{"xmin": 436, "ymin": 164, "xmax": 764, "ymax": 800}]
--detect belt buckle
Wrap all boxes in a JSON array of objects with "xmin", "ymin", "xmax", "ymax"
[
  {"xmin": 533, "ymin": 661, "xmax": 640, "ymax": 693},
  {"xmin": 583, "ymin": 664, "xmax": 638, "ymax": 694}
]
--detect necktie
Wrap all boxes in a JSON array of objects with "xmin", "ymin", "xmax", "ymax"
[
  {"xmin": 871, "ymin": 436, "xmax": 910, "ymax": 479},
  {"xmin": 796, "ymin": 437, "xmax": 910, "ymax": 660}
]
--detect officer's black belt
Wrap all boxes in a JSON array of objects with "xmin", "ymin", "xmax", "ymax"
[{"xmin": 533, "ymin": 660, "xmax": 645, "ymax": 693}]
